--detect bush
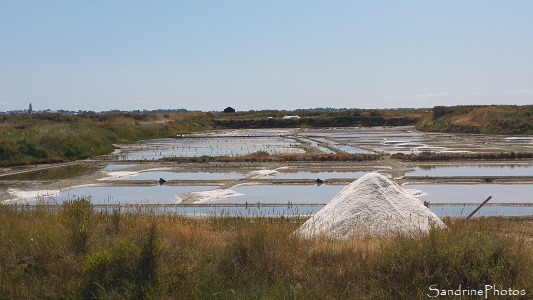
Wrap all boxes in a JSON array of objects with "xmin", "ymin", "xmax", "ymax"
[
  {"xmin": 82, "ymin": 239, "xmax": 142, "ymax": 299},
  {"xmin": 375, "ymin": 223, "xmax": 532, "ymax": 298},
  {"xmin": 82, "ymin": 222, "xmax": 161, "ymax": 299}
]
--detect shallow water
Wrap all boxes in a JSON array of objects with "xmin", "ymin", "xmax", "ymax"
[
  {"xmin": 101, "ymin": 164, "xmax": 139, "ymax": 172},
  {"xmin": 191, "ymin": 128, "xmax": 297, "ymax": 137},
  {"xmin": 407, "ymin": 165, "xmax": 533, "ymax": 177},
  {"xmin": 90, "ymin": 203, "xmax": 533, "ymax": 217},
  {"xmin": 93, "ymin": 205, "xmax": 321, "ymax": 217},
  {"xmin": 214, "ymin": 185, "xmax": 345, "ymax": 204},
  {"xmin": 334, "ymin": 144, "xmax": 375, "ymax": 154},
  {"xmin": 114, "ymin": 171, "xmax": 246, "ymax": 181},
  {"xmin": 0, "ymin": 165, "xmax": 100, "ymax": 181},
  {"xmin": 429, "ymin": 205, "xmax": 533, "ymax": 217},
  {"xmin": 297, "ymin": 137, "xmax": 336, "ymax": 154},
  {"xmin": 6, "ymin": 182, "xmax": 531, "ymax": 217},
  {"xmin": 114, "ymin": 137, "xmax": 305, "ymax": 160},
  {"xmin": 301, "ymin": 129, "xmax": 441, "ymax": 155},
  {"xmin": 302, "ymin": 129, "xmax": 425, "ymax": 149},
  {"xmin": 405, "ymin": 184, "xmax": 533, "ymax": 204},
  {"xmin": 301, "ymin": 128, "xmax": 424, "ymax": 139},
  {"xmin": 300, "ymin": 127, "xmax": 533, "ymax": 154},
  {"xmin": 28, "ymin": 185, "xmax": 219, "ymax": 205},
  {"xmin": 275, "ymin": 171, "xmax": 374, "ymax": 180},
  {"xmin": 310, "ymin": 137, "xmax": 374, "ymax": 154}
]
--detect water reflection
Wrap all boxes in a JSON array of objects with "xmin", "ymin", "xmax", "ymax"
[
  {"xmin": 98, "ymin": 205, "xmax": 322, "ymax": 217},
  {"xmin": 31, "ymin": 185, "xmax": 219, "ymax": 205},
  {"xmin": 0, "ymin": 164, "xmax": 100, "ymax": 181},
  {"xmin": 7, "ymin": 202, "xmax": 532, "ymax": 218},
  {"xmin": 309, "ymin": 137, "xmax": 374, "ymax": 154},
  {"xmin": 217, "ymin": 185, "xmax": 345, "ymax": 204},
  {"xmin": 429, "ymin": 205, "xmax": 533, "ymax": 217},
  {"xmin": 95, "ymin": 203, "xmax": 533, "ymax": 217},
  {"xmin": 275, "ymin": 171, "xmax": 372, "ymax": 180},
  {"xmin": 405, "ymin": 184, "xmax": 533, "ymax": 204},
  {"xmin": 101, "ymin": 164, "xmax": 139, "ymax": 172},
  {"xmin": 407, "ymin": 165, "xmax": 533, "ymax": 177},
  {"xmin": 113, "ymin": 171, "xmax": 246, "ymax": 181},
  {"xmin": 113, "ymin": 137, "xmax": 305, "ymax": 160}
]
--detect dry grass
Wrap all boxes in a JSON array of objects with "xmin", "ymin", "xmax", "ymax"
[
  {"xmin": 418, "ymin": 105, "xmax": 533, "ymax": 135},
  {"xmin": 1, "ymin": 202, "xmax": 532, "ymax": 299}
]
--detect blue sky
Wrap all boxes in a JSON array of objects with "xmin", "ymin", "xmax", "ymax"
[{"xmin": 1, "ymin": 1, "xmax": 532, "ymax": 112}]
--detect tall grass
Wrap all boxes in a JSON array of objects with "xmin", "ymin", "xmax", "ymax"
[
  {"xmin": 61, "ymin": 199, "xmax": 94, "ymax": 254},
  {"xmin": 82, "ymin": 221, "xmax": 161, "ymax": 299},
  {"xmin": 1, "ymin": 201, "xmax": 532, "ymax": 299},
  {"xmin": 376, "ymin": 220, "xmax": 531, "ymax": 298}
]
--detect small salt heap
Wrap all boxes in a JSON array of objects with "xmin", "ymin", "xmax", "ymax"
[{"xmin": 295, "ymin": 173, "xmax": 446, "ymax": 239}]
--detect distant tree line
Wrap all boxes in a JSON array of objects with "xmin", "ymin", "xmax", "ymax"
[{"xmin": 213, "ymin": 114, "xmax": 419, "ymax": 129}]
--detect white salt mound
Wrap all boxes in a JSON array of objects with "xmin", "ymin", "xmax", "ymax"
[
  {"xmin": 4, "ymin": 188, "xmax": 61, "ymax": 203},
  {"xmin": 98, "ymin": 171, "xmax": 139, "ymax": 180},
  {"xmin": 177, "ymin": 189, "xmax": 243, "ymax": 204},
  {"xmin": 295, "ymin": 173, "xmax": 446, "ymax": 239},
  {"xmin": 248, "ymin": 169, "xmax": 279, "ymax": 179}
]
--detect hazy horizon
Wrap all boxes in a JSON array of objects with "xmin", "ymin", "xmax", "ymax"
[{"xmin": 2, "ymin": 1, "xmax": 532, "ymax": 112}]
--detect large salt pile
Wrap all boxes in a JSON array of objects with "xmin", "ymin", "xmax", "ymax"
[{"xmin": 295, "ymin": 173, "xmax": 446, "ymax": 239}]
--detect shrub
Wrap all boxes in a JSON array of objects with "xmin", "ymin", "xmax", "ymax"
[
  {"xmin": 82, "ymin": 222, "xmax": 161, "ymax": 299},
  {"xmin": 82, "ymin": 239, "xmax": 141, "ymax": 299},
  {"xmin": 374, "ymin": 223, "xmax": 532, "ymax": 298}
]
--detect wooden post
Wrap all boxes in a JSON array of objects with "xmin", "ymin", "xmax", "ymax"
[{"xmin": 465, "ymin": 196, "xmax": 492, "ymax": 220}]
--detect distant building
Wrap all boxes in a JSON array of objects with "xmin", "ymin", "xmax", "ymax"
[
  {"xmin": 223, "ymin": 106, "xmax": 236, "ymax": 113},
  {"xmin": 282, "ymin": 115, "xmax": 300, "ymax": 120},
  {"xmin": 28, "ymin": 103, "xmax": 33, "ymax": 114}
]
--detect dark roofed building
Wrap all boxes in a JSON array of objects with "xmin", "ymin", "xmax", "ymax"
[{"xmin": 223, "ymin": 106, "xmax": 236, "ymax": 113}]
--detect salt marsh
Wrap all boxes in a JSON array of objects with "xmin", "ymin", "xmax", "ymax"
[{"xmin": 1, "ymin": 126, "xmax": 532, "ymax": 217}]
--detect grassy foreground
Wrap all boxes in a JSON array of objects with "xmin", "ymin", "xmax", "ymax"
[{"xmin": 1, "ymin": 200, "xmax": 532, "ymax": 299}]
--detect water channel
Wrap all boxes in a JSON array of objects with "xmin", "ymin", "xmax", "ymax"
[
  {"xmin": 407, "ymin": 164, "xmax": 533, "ymax": 177},
  {"xmin": 405, "ymin": 184, "xmax": 533, "ymax": 204}
]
